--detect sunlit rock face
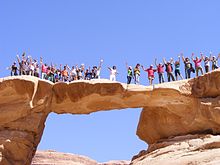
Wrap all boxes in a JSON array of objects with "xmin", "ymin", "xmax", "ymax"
[
  {"xmin": 31, "ymin": 150, "xmax": 130, "ymax": 165},
  {"xmin": 0, "ymin": 70, "xmax": 220, "ymax": 165},
  {"xmin": 131, "ymin": 134, "xmax": 220, "ymax": 165}
]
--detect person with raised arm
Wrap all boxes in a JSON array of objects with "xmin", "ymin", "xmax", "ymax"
[
  {"xmin": 34, "ymin": 64, "xmax": 40, "ymax": 78},
  {"xmin": 163, "ymin": 58, "xmax": 175, "ymax": 82},
  {"xmin": 181, "ymin": 53, "xmax": 194, "ymax": 79},
  {"xmin": 141, "ymin": 64, "xmax": 157, "ymax": 85},
  {"xmin": 174, "ymin": 55, "xmax": 183, "ymax": 80},
  {"xmin": 84, "ymin": 66, "xmax": 92, "ymax": 80},
  {"xmin": 133, "ymin": 63, "xmax": 141, "ymax": 85},
  {"xmin": 108, "ymin": 66, "xmax": 118, "ymax": 81},
  {"xmin": 155, "ymin": 58, "xmax": 165, "ymax": 83},
  {"xmin": 61, "ymin": 64, "xmax": 69, "ymax": 82},
  {"xmin": 16, "ymin": 54, "xmax": 26, "ymax": 75},
  {"xmin": 94, "ymin": 59, "xmax": 103, "ymax": 79},
  {"xmin": 76, "ymin": 64, "xmax": 84, "ymax": 80},
  {"xmin": 210, "ymin": 52, "xmax": 220, "ymax": 70},
  {"xmin": 28, "ymin": 56, "xmax": 35, "ymax": 76},
  {"xmin": 202, "ymin": 52, "xmax": 211, "ymax": 73},
  {"xmin": 192, "ymin": 53, "xmax": 203, "ymax": 77},
  {"xmin": 125, "ymin": 62, "xmax": 133, "ymax": 84},
  {"xmin": 40, "ymin": 57, "xmax": 48, "ymax": 79},
  {"xmin": 69, "ymin": 65, "xmax": 77, "ymax": 81}
]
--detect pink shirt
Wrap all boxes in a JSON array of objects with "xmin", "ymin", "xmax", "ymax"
[
  {"xmin": 193, "ymin": 59, "xmax": 202, "ymax": 67},
  {"xmin": 42, "ymin": 64, "xmax": 47, "ymax": 73}
]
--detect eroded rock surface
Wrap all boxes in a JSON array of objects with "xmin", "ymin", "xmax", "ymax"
[
  {"xmin": 31, "ymin": 150, "xmax": 130, "ymax": 165},
  {"xmin": 131, "ymin": 134, "xmax": 220, "ymax": 165},
  {"xmin": 0, "ymin": 70, "xmax": 220, "ymax": 165}
]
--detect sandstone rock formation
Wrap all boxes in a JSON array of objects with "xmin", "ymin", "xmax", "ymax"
[
  {"xmin": 31, "ymin": 150, "xmax": 130, "ymax": 165},
  {"xmin": 0, "ymin": 70, "xmax": 220, "ymax": 165},
  {"xmin": 131, "ymin": 134, "xmax": 220, "ymax": 165},
  {"xmin": 32, "ymin": 150, "xmax": 98, "ymax": 165}
]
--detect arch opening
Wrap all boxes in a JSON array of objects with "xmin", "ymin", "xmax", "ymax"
[{"xmin": 36, "ymin": 108, "xmax": 147, "ymax": 163}]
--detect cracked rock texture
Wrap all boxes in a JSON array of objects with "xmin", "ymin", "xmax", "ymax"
[{"xmin": 0, "ymin": 70, "xmax": 220, "ymax": 165}]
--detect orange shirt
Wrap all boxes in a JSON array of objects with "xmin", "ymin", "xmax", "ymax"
[{"xmin": 62, "ymin": 70, "xmax": 68, "ymax": 77}]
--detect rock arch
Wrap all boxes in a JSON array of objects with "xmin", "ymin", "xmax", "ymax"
[{"xmin": 1, "ymin": 70, "xmax": 220, "ymax": 165}]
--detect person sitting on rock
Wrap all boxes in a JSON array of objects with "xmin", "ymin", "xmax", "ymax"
[
  {"xmin": 141, "ymin": 64, "xmax": 157, "ymax": 85},
  {"xmin": 10, "ymin": 61, "xmax": 18, "ymax": 76}
]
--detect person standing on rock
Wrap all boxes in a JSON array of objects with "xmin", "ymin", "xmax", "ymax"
[
  {"xmin": 192, "ymin": 53, "xmax": 203, "ymax": 77},
  {"xmin": 202, "ymin": 53, "xmax": 211, "ymax": 73},
  {"xmin": 125, "ymin": 62, "xmax": 133, "ymax": 84},
  {"xmin": 61, "ymin": 65, "xmax": 69, "ymax": 82},
  {"xmin": 210, "ymin": 52, "xmax": 220, "ymax": 70},
  {"xmin": 155, "ymin": 58, "xmax": 165, "ymax": 83},
  {"xmin": 181, "ymin": 53, "xmax": 194, "ymax": 79},
  {"xmin": 133, "ymin": 63, "xmax": 141, "ymax": 85},
  {"xmin": 141, "ymin": 65, "xmax": 157, "ymax": 85},
  {"xmin": 108, "ymin": 66, "xmax": 118, "ymax": 81},
  {"xmin": 94, "ymin": 59, "xmax": 103, "ymax": 79},
  {"xmin": 174, "ymin": 56, "xmax": 183, "ymax": 81},
  {"xmin": 16, "ymin": 54, "xmax": 27, "ymax": 75},
  {"xmin": 40, "ymin": 57, "xmax": 48, "ymax": 79},
  {"xmin": 163, "ymin": 58, "xmax": 175, "ymax": 82}
]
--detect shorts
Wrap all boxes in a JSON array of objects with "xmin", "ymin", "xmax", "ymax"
[{"xmin": 148, "ymin": 76, "xmax": 154, "ymax": 80}]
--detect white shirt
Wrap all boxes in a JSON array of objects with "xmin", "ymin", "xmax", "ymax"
[{"xmin": 110, "ymin": 69, "xmax": 117, "ymax": 76}]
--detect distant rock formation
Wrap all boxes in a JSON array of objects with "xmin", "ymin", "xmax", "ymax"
[
  {"xmin": 1, "ymin": 70, "xmax": 220, "ymax": 165},
  {"xmin": 31, "ymin": 150, "xmax": 130, "ymax": 165}
]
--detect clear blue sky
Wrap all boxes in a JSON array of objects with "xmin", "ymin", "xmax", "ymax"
[{"xmin": 1, "ymin": 0, "xmax": 220, "ymax": 162}]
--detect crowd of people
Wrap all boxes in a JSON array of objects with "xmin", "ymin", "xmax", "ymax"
[
  {"xmin": 8, "ymin": 52, "xmax": 220, "ymax": 85},
  {"xmin": 9, "ymin": 53, "xmax": 104, "ymax": 83},
  {"xmin": 127, "ymin": 52, "xmax": 220, "ymax": 85}
]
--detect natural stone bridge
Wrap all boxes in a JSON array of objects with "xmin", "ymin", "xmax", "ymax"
[{"xmin": 1, "ymin": 70, "xmax": 220, "ymax": 165}]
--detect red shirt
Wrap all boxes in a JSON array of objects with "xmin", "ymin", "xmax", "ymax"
[
  {"xmin": 157, "ymin": 65, "xmax": 164, "ymax": 73},
  {"xmin": 145, "ymin": 68, "xmax": 156, "ymax": 78},
  {"xmin": 166, "ymin": 64, "xmax": 172, "ymax": 73}
]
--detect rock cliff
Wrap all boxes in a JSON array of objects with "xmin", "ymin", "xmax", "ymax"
[{"xmin": 0, "ymin": 70, "xmax": 220, "ymax": 165}]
